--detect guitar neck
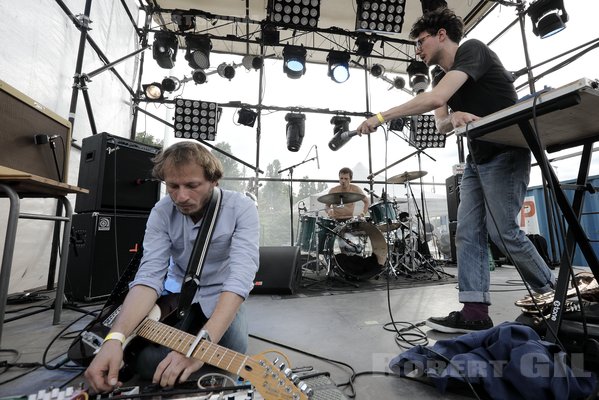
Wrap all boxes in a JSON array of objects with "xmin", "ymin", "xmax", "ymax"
[{"xmin": 137, "ymin": 318, "xmax": 250, "ymax": 376}]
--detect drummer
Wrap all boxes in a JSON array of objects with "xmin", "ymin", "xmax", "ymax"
[{"xmin": 325, "ymin": 167, "xmax": 369, "ymax": 221}]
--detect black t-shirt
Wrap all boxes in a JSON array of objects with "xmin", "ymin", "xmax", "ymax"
[{"xmin": 434, "ymin": 39, "xmax": 518, "ymax": 163}]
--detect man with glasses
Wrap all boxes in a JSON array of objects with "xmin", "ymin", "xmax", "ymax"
[{"xmin": 356, "ymin": 7, "xmax": 555, "ymax": 333}]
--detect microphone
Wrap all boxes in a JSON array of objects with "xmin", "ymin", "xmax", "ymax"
[
  {"xmin": 33, "ymin": 134, "xmax": 59, "ymax": 145},
  {"xmin": 315, "ymin": 145, "xmax": 320, "ymax": 169},
  {"xmin": 328, "ymin": 130, "xmax": 359, "ymax": 151}
]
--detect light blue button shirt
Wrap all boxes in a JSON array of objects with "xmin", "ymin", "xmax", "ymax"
[{"xmin": 130, "ymin": 188, "xmax": 260, "ymax": 317}]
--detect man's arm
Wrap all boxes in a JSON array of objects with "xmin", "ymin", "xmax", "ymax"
[
  {"xmin": 357, "ymin": 70, "xmax": 470, "ymax": 134},
  {"xmin": 85, "ymin": 285, "xmax": 159, "ymax": 393}
]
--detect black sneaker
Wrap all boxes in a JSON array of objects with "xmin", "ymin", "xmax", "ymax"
[{"xmin": 426, "ymin": 311, "xmax": 493, "ymax": 333}]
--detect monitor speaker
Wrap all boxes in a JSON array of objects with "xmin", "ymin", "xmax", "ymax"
[
  {"xmin": 65, "ymin": 212, "xmax": 148, "ymax": 302},
  {"xmin": 75, "ymin": 132, "xmax": 161, "ymax": 213},
  {"xmin": 0, "ymin": 79, "xmax": 71, "ymax": 182},
  {"xmin": 252, "ymin": 246, "xmax": 301, "ymax": 295},
  {"xmin": 446, "ymin": 174, "xmax": 462, "ymax": 222}
]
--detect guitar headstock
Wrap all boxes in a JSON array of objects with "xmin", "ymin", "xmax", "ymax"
[{"xmin": 242, "ymin": 354, "xmax": 312, "ymax": 400}]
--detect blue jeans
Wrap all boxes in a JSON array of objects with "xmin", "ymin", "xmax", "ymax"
[
  {"xmin": 134, "ymin": 302, "xmax": 248, "ymax": 379},
  {"xmin": 456, "ymin": 148, "xmax": 555, "ymax": 304}
]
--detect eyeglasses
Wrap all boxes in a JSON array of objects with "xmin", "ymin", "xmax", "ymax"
[{"xmin": 415, "ymin": 34, "xmax": 433, "ymax": 50}]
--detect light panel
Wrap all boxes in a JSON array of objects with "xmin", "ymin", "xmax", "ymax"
[
  {"xmin": 355, "ymin": 0, "xmax": 407, "ymax": 34},
  {"xmin": 409, "ymin": 114, "xmax": 445, "ymax": 149},
  {"xmin": 174, "ymin": 99, "xmax": 219, "ymax": 141}
]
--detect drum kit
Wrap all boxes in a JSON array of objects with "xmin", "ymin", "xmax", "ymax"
[{"xmin": 297, "ymin": 170, "xmax": 437, "ymax": 284}]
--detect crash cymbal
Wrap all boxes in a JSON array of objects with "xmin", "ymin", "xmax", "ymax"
[
  {"xmin": 387, "ymin": 170, "xmax": 428, "ymax": 184},
  {"xmin": 317, "ymin": 192, "xmax": 365, "ymax": 204}
]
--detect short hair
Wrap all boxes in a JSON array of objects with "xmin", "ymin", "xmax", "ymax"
[
  {"xmin": 339, "ymin": 167, "xmax": 353, "ymax": 179},
  {"xmin": 152, "ymin": 141, "xmax": 223, "ymax": 182},
  {"xmin": 409, "ymin": 7, "xmax": 464, "ymax": 44}
]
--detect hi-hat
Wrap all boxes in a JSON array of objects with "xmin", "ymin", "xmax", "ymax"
[
  {"xmin": 387, "ymin": 170, "xmax": 427, "ymax": 184},
  {"xmin": 317, "ymin": 192, "xmax": 365, "ymax": 204}
]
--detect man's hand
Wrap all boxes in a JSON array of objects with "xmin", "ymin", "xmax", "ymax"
[
  {"xmin": 450, "ymin": 111, "xmax": 480, "ymax": 128},
  {"xmin": 153, "ymin": 351, "xmax": 205, "ymax": 387},
  {"xmin": 84, "ymin": 340, "xmax": 124, "ymax": 394},
  {"xmin": 356, "ymin": 115, "xmax": 380, "ymax": 135}
]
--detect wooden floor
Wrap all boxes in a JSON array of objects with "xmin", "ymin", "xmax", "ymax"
[{"xmin": 1, "ymin": 263, "xmax": 598, "ymax": 399}]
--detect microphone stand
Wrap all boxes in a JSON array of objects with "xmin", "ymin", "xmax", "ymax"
[{"xmin": 278, "ymin": 156, "xmax": 317, "ymax": 245}]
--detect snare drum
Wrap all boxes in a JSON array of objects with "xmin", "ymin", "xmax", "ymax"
[
  {"xmin": 332, "ymin": 221, "xmax": 387, "ymax": 280},
  {"xmin": 369, "ymin": 201, "xmax": 401, "ymax": 232},
  {"xmin": 296, "ymin": 215, "xmax": 336, "ymax": 253}
]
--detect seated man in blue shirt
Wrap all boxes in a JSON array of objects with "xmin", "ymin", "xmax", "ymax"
[{"xmin": 85, "ymin": 141, "xmax": 259, "ymax": 392}]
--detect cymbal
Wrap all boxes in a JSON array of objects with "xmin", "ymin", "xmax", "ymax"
[
  {"xmin": 387, "ymin": 170, "xmax": 428, "ymax": 184},
  {"xmin": 317, "ymin": 192, "xmax": 365, "ymax": 204}
]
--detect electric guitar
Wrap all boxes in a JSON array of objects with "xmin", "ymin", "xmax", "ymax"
[{"xmin": 69, "ymin": 300, "xmax": 310, "ymax": 400}]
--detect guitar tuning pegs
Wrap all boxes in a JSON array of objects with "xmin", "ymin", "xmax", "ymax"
[
  {"xmin": 290, "ymin": 373, "xmax": 300, "ymax": 384},
  {"xmin": 278, "ymin": 362, "xmax": 286, "ymax": 370},
  {"xmin": 283, "ymin": 367, "xmax": 293, "ymax": 377}
]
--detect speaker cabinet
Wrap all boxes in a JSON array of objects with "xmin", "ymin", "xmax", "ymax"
[
  {"xmin": 446, "ymin": 174, "xmax": 462, "ymax": 222},
  {"xmin": 0, "ymin": 79, "xmax": 71, "ymax": 182},
  {"xmin": 449, "ymin": 221, "xmax": 458, "ymax": 263},
  {"xmin": 75, "ymin": 132, "xmax": 161, "ymax": 213},
  {"xmin": 66, "ymin": 212, "xmax": 148, "ymax": 301},
  {"xmin": 252, "ymin": 246, "xmax": 301, "ymax": 295}
]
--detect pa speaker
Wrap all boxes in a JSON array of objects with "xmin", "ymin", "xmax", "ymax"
[
  {"xmin": 75, "ymin": 132, "xmax": 161, "ymax": 213},
  {"xmin": 446, "ymin": 174, "xmax": 462, "ymax": 222},
  {"xmin": 252, "ymin": 246, "xmax": 301, "ymax": 295},
  {"xmin": 65, "ymin": 212, "xmax": 148, "ymax": 302}
]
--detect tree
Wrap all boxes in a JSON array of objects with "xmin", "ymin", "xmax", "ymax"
[
  {"xmin": 258, "ymin": 159, "xmax": 293, "ymax": 246},
  {"xmin": 135, "ymin": 131, "xmax": 163, "ymax": 147},
  {"xmin": 213, "ymin": 142, "xmax": 245, "ymax": 193}
]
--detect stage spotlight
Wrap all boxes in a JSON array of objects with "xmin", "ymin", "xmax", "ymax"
[
  {"xmin": 192, "ymin": 69, "xmax": 207, "ymax": 84},
  {"xmin": 174, "ymin": 98, "xmax": 219, "ymax": 141},
  {"xmin": 527, "ymin": 0, "xmax": 568, "ymax": 38},
  {"xmin": 161, "ymin": 76, "xmax": 181, "ymax": 92},
  {"xmin": 171, "ymin": 10, "xmax": 195, "ymax": 32},
  {"xmin": 393, "ymin": 76, "xmax": 406, "ymax": 90},
  {"xmin": 185, "ymin": 35, "xmax": 212, "ymax": 69},
  {"xmin": 285, "ymin": 113, "xmax": 306, "ymax": 152},
  {"xmin": 217, "ymin": 63, "xmax": 236, "ymax": 80},
  {"xmin": 355, "ymin": 34, "xmax": 374, "ymax": 57},
  {"xmin": 370, "ymin": 64, "xmax": 385, "ymax": 77},
  {"xmin": 407, "ymin": 60, "xmax": 430, "ymax": 94},
  {"xmin": 242, "ymin": 55, "xmax": 264, "ymax": 70},
  {"xmin": 388, "ymin": 118, "xmax": 405, "ymax": 131},
  {"xmin": 355, "ymin": 0, "xmax": 407, "ymax": 34},
  {"xmin": 330, "ymin": 116, "xmax": 351, "ymax": 135},
  {"xmin": 269, "ymin": 0, "xmax": 321, "ymax": 29},
  {"xmin": 237, "ymin": 108, "xmax": 257, "ymax": 127},
  {"xmin": 142, "ymin": 82, "xmax": 163, "ymax": 101},
  {"xmin": 283, "ymin": 45, "xmax": 307, "ymax": 79},
  {"xmin": 409, "ymin": 114, "xmax": 445, "ymax": 149},
  {"xmin": 152, "ymin": 31, "xmax": 178, "ymax": 69},
  {"xmin": 327, "ymin": 51, "xmax": 350, "ymax": 83},
  {"xmin": 260, "ymin": 22, "xmax": 280, "ymax": 46}
]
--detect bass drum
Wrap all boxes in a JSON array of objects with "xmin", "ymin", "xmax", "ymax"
[{"xmin": 332, "ymin": 221, "xmax": 387, "ymax": 280}]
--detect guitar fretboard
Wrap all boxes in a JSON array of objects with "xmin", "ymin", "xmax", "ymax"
[{"xmin": 137, "ymin": 318, "xmax": 250, "ymax": 376}]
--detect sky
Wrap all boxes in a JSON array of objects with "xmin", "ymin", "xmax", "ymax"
[{"xmin": 137, "ymin": 1, "xmax": 599, "ymax": 202}]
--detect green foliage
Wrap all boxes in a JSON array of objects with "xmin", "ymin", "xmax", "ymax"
[
  {"xmin": 213, "ymin": 142, "xmax": 245, "ymax": 193},
  {"xmin": 134, "ymin": 132, "xmax": 163, "ymax": 147}
]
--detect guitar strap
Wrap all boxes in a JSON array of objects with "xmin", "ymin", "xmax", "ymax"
[{"xmin": 176, "ymin": 186, "xmax": 222, "ymax": 319}]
